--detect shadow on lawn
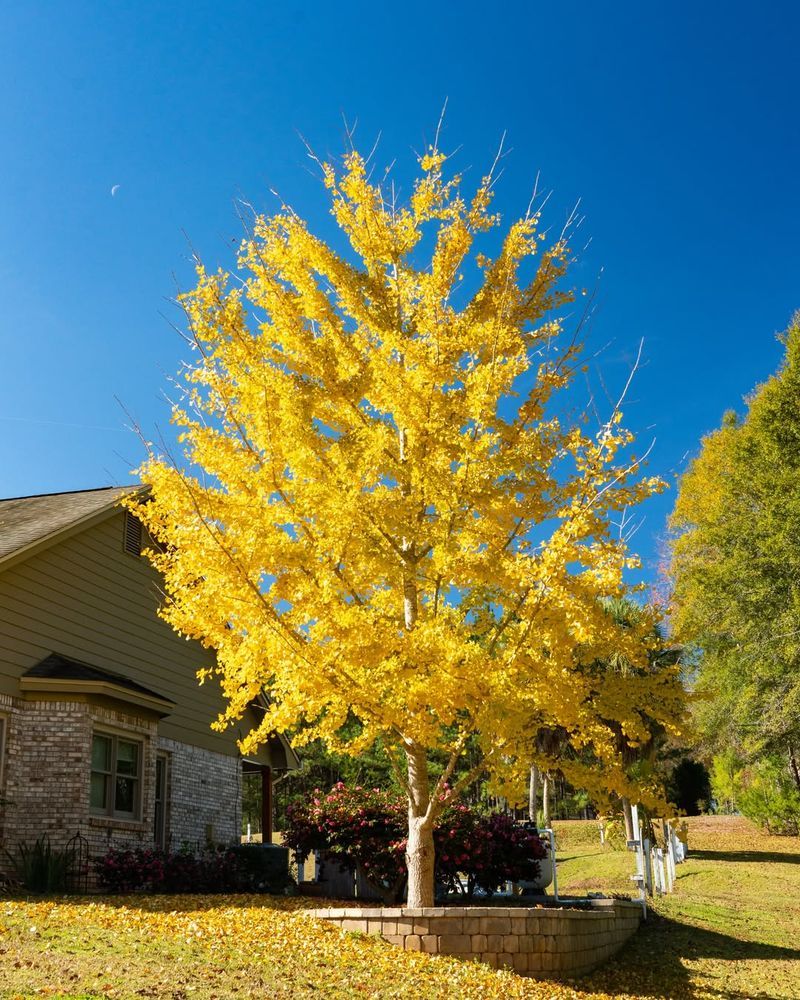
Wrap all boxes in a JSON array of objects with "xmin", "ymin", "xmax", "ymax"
[
  {"xmin": 689, "ymin": 849, "xmax": 800, "ymax": 866},
  {"xmin": 582, "ymin": 912, "xmax": 800, "ymax": 1000}
]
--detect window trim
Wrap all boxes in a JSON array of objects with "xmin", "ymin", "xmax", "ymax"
[
  {"xmin": 90, "ymin": 730, "xmax": 144, "ymax": 821},
  {"xmin": 153, "ymin": 752, "xmax": 170, "ymax": 849},
  {"xmin": 0, "ymin": 713, "xmax": 7, "ymax": 792}
]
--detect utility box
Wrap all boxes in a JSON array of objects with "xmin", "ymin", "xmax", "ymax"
[{"xmin": 232, "ymin": 843, "xmax": 293, "ymax": 893}]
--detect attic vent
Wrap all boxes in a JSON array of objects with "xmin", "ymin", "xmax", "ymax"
[{"xmin": 123, "ymin": 511, "xmax": 143, "ymax": 556}]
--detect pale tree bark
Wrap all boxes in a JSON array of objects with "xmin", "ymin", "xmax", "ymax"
[
  {"xmin": 528, "ymin": 764, "xmax": 539, "ymax": 824},
  {"xmin": 542, "ymin": 773, "xmax": 551, "ymax": 828},
  {"xmin": 398, "ymin": 425, "xmax": 436, "ymax": 908},
  {"xmin": 405, "ymin": 743, "xmax": 435, "ymax": 908},
  {"xmin": 622, "ymin": 796, "xmax": 635, "ymax": 841}
]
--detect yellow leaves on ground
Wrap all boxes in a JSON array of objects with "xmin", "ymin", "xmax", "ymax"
[
  {"xmin": 2, "ymin": 817, "xmax": 796, "ymax": 999},
  {"xmin": 0, "ymin": 893, "xmax": 625, "ymax": 1000}
]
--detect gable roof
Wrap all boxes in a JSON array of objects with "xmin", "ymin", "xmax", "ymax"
[
  {"xmin": 24, "ymin": 652, "xmax": 169, "ymax": 700},
  {"xmin": 20, "ymin": 652, "xmax": 176, "ymax": 717},
  {"xmin": 0, "ymin": 486, "xmax": 141, "ymax": 569}
]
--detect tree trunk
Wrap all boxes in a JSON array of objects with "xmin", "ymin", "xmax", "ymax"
[
  {"xmin": 406, "ymin": 814, "xmax": 435, "ymax": 908},
  {"xmin": 528, "ymin": 764, "xmax": 539, "ymax": 824},
  {"xmin": 622, "ymin": 797, "xmax": 635, "ymax": 841},
  {"xmin": 542, "ymin": 773, "xmax": 551, "ymax": 828},
  {"xmin": 405, "ymin": 743, "xmax": 435, "ymax": 908},
  {"xmin": 788, "ymin": 745, "xmax": 800, "ymax": 792}
]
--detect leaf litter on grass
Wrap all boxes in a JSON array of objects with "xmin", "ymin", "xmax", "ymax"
[{"xmin": 1, "ymin": 816, "xmax": 798, "ymax": 999}]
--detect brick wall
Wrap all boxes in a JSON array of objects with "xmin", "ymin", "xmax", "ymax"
[
  {"xmin": 0, "ymin": 692, "xmax": 94, "ymax": 856},
  {"xmin": 309, "ymin": 900, "xmax": 643, "ymax": 979},
  {"xmin": 0, "ymin": 693, "xmax": 242, "ymax": 880},
  {"xmin": 156, "ymin": 736, "xmax": 241, "ymax": 850}
]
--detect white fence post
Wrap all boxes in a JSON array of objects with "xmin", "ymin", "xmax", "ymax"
[
  {"xmin": 626, "ymin": 806, "xmax": 648, "ymax": 917},
  {"xmin": 643, "ymin": 837, "xmax": 652, "ymax": 895},
  {"xmin": 544, "ymin": 827, "xmax": 559, "ymax": 902}
]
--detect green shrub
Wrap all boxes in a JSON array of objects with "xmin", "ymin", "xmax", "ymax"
[
  {"xmin": 711, "ymin": 751, "xmax": 800, "ymax": 835},
  {"xmin": 10, "ymin": 835, "xmax": 71, "ymax": 892}
]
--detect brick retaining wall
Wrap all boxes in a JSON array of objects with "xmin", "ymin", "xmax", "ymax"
[{"xmin": 309, "ymin": 899, "xmax": 642, "ymax": 979}]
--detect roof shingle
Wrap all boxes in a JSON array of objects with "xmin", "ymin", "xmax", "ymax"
[{"xmin": 0, "ymin": 486, "xmax": 139, "ymax": 563}]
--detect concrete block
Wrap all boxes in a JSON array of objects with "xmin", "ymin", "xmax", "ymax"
[
  {"xmin": 438, "ymin": 934, "xmax": 471, "ymax": 954},
  {"xmin": 421, "ymin": 935, "xmax": 438, "ymax": 953},
  {"xmin": 340, "ymin": 920, "xmax": 367, "ymax": 933},
  {"xmin": 405, "ymin": 935, "xmax": 422, "ymax": 950},
  {"xmin": 430, "ymin": 917, "xmax": 465, "ymax": 934},
  {"xmin": 481, "ymin": 917, "xmax": 512, "ymax": 935},
  {"xmin": 471, "ymin": 934, "xmax": 488, "ymax": 951}
]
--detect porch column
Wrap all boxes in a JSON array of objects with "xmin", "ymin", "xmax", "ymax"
[{"xmin": 260, "ymin": 765, "xmax": 273, "ymax": 844}]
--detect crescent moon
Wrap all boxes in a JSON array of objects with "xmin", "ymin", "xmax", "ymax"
[{"xmin": 111, "ymin": 184, "xmax": 121, "ymax": 197}]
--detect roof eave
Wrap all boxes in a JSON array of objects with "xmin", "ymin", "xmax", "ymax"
[{"xmin": 19, "ymin": 675, "xmax": 176, "ymax": 718}]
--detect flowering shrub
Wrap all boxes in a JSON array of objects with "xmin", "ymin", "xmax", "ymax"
[
  {"xmin": 434, "ymin": 806, "xmax": 547, "ymax": 898},
  {"xmin": 95, "ymin": 845, "xmax": 244, "ymax": 894},
  {"xmin": 284, "ymin": 784, "xmax": 407, "ymax": 902},
  {"xmin": 284, "ymin": 783, "xmax": 546, "ymax": 902}
]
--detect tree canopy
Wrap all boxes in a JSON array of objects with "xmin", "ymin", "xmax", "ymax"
[
  {"xmin": 131, "ymin": 143, "xmax": 685, "ymax": 904},
  {"xmin": 670, "ymin": 313, "xmax": 800, "ymax": 796}
]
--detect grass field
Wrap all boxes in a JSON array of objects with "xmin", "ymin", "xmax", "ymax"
[{"xmin": 1, "ymin": 815, "xmax": 798, "ymax": 999}]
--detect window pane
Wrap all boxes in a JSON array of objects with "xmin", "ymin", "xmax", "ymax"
[
  {"xmin": 92, "ymin": 734, "xmax": 111, "ymax": 772},
  {"xmin": 90, "ymin": 772, "xmax": 108, "ymax": 809},
  {"xmin": 116, "ymin": 741, "xmax": 138, "ymax": 776},
  {"xmin": 115, "ymin": 776, "xmax": 137, "ymax": 815}
]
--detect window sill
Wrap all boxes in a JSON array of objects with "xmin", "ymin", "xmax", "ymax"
[{"xmin": 88, "ymin": 815, "xmax": 148, "ymax": 833}]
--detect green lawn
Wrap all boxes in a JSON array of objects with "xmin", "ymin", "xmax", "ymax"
[
  {"xmin": 560, "ymin": 815, "xmax": 800, "ymax": 999},
  {"xmin": 0, "ymin": 815, "xmax": 798, "ymax": 999}
]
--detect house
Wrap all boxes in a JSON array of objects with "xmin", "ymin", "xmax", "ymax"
[{"xmin": 0, "ymin": 486, "xmax": 297, "ymax": 876}]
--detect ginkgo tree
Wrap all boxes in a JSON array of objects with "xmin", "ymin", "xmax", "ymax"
[{"xmin": 130, "ymin": 142, "xmax": 685, "ymax": 907}]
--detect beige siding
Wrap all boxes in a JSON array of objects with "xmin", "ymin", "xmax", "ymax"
[{"xmin": 0, "ymin": 509, "xmax": 265, "ymax": 759}]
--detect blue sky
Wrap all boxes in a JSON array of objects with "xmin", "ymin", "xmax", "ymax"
[{"xmin": 1, "ymin": 2, "xmax": 798, "ymax": 587}]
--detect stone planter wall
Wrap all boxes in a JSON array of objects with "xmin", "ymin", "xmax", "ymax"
[{"xmin": 309, "ymin": 899, "xmax": 643, "ymax": 979}]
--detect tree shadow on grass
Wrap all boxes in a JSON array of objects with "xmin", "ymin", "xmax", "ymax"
[
  {"xmin": 690, "ymin": 849, "xmax": 800, "ymax": 866},
  {"xmin": 580, "ymin": 912, "xmax": 800, "ymax": 1000}
]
